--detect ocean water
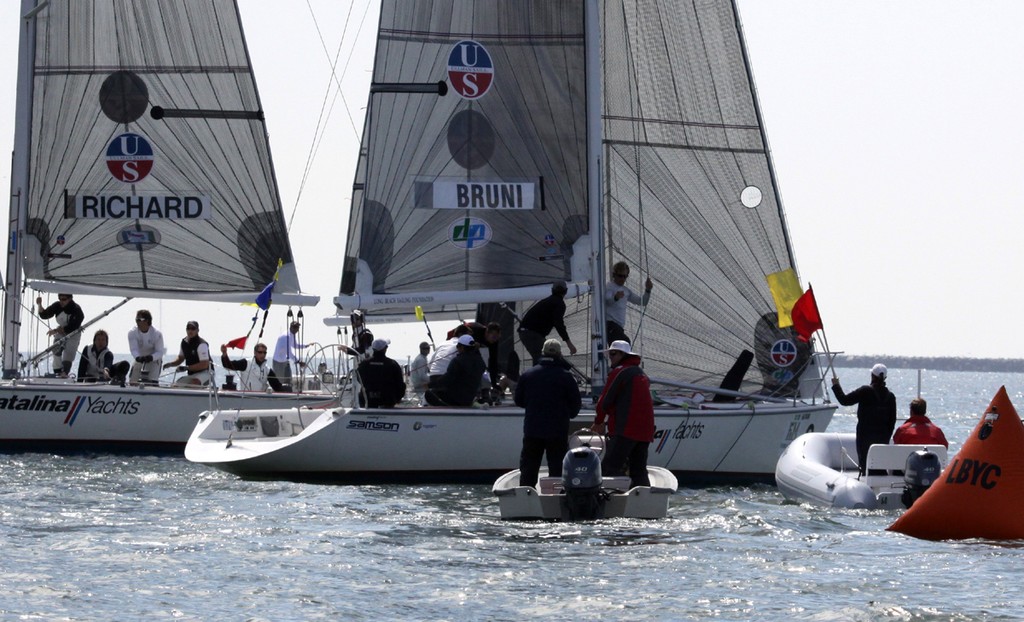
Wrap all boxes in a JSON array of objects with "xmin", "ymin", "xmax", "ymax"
[{"xmin": 2, "ymin": 367, "xmax": 1023, "ymax": 621}]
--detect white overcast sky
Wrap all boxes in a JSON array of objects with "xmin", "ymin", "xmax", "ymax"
[{"xmin": 1, "ymin": 1, "xmax": 1022, "ymax": 363}]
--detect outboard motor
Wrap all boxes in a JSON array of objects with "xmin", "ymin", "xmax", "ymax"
[
  {"xmin": 560, "ymin": 446, "xmax": 606, "ymax": 521},
  {"xmin": 901, "ymin": 449, "xmax": 942, "ymax": 508}
]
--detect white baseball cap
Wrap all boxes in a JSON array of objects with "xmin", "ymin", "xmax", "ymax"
[{"xmin": 871, "ymin": 363, "xmax": 887, "ymax": 379}]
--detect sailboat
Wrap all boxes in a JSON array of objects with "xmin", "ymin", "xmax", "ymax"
[
  {"xmin": 186, "ymin": 0, "xmax": 836, "ymax": 482},
  {"xmin": 0, "ymin": 0, "xmax": 337, "ymax": 452}
]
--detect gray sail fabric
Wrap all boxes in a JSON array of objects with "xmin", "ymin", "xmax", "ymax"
[
  {"xmin": 343, "ymin": 0, "xmax": 812, "ymax": 395},
  {"xmin": 594, "ymin": 0, "xmax": 807, "ymax": 394},
  {"xmin": 341, "ymin": 1, "xmax": 588, "ymax": 311},
  {"xmin": 23, "ymin": 0, "xmax": 304, "ymax": 298}
]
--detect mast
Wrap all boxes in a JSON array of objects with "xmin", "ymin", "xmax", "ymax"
[
  {"xmin": 585, "ymin": 0, "xmax": 607, "ymax": 393},
  {"xmin": 3, "ymin": 0, "xmax": 40, "ymax": 379}
]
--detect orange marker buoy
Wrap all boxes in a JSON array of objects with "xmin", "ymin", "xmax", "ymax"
[{"xmin": 888, "ymin": 386, "xmax": 1024, "ymax": 541}]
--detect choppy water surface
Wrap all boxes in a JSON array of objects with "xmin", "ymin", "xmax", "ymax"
[{"xmin": 2, "ymin": 368, "xmax": 1023, "ymax": 620}]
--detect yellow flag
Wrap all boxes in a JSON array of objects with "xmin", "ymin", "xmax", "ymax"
[
  {"xmin": 766, "ymin": 268, "xmax": 804, "ymax": 328},
  {"xmin": 415, "ymin": 306, "xmax": 424, "ymax": 321}
]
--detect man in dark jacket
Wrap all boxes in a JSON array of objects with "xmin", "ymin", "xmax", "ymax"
[
  {"xmin": 357, "ymin": 338, "xmax": 406, "ymax": 408},
  {"xmin": 36, "ymin": 293, "xmax": 85, "ymax": 377},
  {"xmin": 514, "ymin": 339, "xmax": 582, "ymax": 487},
  {"xmin": 518, "ymin": 281, "xmax": 577, "ymax": 366},
  {"xmin": 425, "ymin": 335, "xmax": 485, "ymax": 406},
  {"xmin": 591, "ymin": 340, "xmax": 655, "ymax": 487},
  {"xmin": 831, "ymin": 363, "xmax": 897, "ymax": 476}
]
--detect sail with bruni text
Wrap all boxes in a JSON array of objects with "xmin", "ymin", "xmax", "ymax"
[{"xmin": 335, "ymin": 1, "xmax": 817, "ymax": 397}]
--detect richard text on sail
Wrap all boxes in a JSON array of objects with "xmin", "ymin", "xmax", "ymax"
[{"xmin": 72, "ymin": 194, "xmax": 211, "ymax": 219}]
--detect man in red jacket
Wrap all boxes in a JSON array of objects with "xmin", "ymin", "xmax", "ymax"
[
  {"xmin": 591, "ymin": 340, "xmax": 655, "ymax": 487},
  {"xmin": 893, "ymin": 397, "xmax": 948, "ymax": 448}
]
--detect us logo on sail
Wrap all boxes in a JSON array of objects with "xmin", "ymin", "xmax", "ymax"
[
  {"xmin": 105, "ymin": 132, "xmax": 154, "ymax": 183},
  {"xmin": 447, "ymin": 40, "xmax": 493, "ymax": 100}
]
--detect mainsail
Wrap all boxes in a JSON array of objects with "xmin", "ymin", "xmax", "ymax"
[
  {"xmin": 11, "ymin": 0, "xmax": 311, "ymax": 301},
  {"xmin": 337, "ymin": 0, "xmax": 814, "ymax": 396}
]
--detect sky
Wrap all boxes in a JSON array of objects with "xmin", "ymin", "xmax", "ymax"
[{"xmin": 1, "ymin": 1, "xmax": 1023, "ymax": 366}]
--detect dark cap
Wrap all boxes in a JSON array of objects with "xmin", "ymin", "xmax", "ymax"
[
  {"xmin": 186, "ymin": 321, "xmax": 199, "ymax": 330},
  {"xmin": 290, "ymin": 321, "xmax": 301, "ymax": 329}
]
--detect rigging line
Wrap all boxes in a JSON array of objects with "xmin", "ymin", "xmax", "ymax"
[{"xmin": 289, "ymin": 0, "xmax": 369, "ymax": 233}]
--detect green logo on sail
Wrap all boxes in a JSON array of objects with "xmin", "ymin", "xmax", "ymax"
[{"xmin": 449, "ymin": 217, "xmax": 491, "ymax": 249}]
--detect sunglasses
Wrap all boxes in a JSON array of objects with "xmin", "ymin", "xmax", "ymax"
[
  {"xmin": 135, "ymin": 318, "xmax": 147, "ymax": 323},
  {"xmin": 612, "ymin": 273, "xmax": 628, "ymax": 278},
  {"xmin": 58, "ymin": 296, "xmax": 71, "ymax": 301},
  {"xmin": 255, "ymin": 349, "xmax": 268, "ymax": 354}
]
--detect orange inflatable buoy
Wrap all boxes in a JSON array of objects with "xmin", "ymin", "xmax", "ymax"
[{"xmin": 888, "ymin": 386, "xmax": 1024, "ymax": 541}]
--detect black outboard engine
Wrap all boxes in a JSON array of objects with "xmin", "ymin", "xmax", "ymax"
[
  {"xmin": 901, "ymin": 449, "xmax": 942, "ymax": 509},
  {"xmin": 560, "ymin": 446, "xmax": 606, "ymax": 521}
]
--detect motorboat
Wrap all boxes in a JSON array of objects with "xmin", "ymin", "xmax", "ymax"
[
  {"xmin": 775, "ymin": 432, "xmax": 947, "ymax": 509},
  {"xmin": 492, "ymin": 433, "xmax": 677, "ymax": 520}
]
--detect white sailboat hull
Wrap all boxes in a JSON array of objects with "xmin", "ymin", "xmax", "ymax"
[
  {"xmin": 185, "ymin": 401, "xmax": 835, "ymax": 483},
  {"xmin": 774, "ymin": 432, "xmax": 947, "ymax": 509},
  {"xmin": 0, "ymin": 380, "xmax": 337, "ymax": 452}
]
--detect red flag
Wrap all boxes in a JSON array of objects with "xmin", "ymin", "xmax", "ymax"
[
  {"xmin": 791, "ymin": 288, "xmax": 823, "ymax": 342},
  {"xmin": 225, "ymin": 336, "xmax": 248, "ymax": 349}
]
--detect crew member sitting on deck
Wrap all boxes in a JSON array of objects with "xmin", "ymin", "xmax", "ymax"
[
  {"xmin": 220, "ymin": 342, "xmax": 283, "ymax": 392},
  {"xmin": 424, "ymin": 334, "xmax": 485, "ymax": 407},
  {"xmin": 77, "ymin": 329, "xmax": 129, "ymax": 383},
  {"xmin": 893, "ymin": 398, "xmax": 948, "ymax": 448},
  {"xmin": 163, "ymin": 321, "xmax": 212, "ymax": 386}
]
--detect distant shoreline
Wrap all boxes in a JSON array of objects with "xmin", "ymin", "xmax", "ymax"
[{"xmin": 834, "ymin": 355, "xmax": 1024, "ymax": 374}]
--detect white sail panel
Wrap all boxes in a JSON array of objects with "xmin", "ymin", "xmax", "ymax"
[{"xmin": 22, "ymin": 0, "xmax": 308, "ymax": 299}]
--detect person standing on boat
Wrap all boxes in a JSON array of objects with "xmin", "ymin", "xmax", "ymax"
[
  {"xmin": 356, "ymin": 339, "xmax": 406, "ymax": 408},
  {"xmin": 273, "ymin": 321, "xmax": 308, "ymax": 388},
  {"xmin": 76, "ymin": 330, "xmax": 128, "ymax": 383},
  {"xmin": 410, "ymin": 341, "xmax": 432, "ymax": 404},
  {"xmin": 36, "ymin": 293, "xmax": 85, "ymax": 378},
  {"xmin": 220, "ymin": 342, "xmax": 283, "ymax": 392},
  {"xmin": 514, "ymin": 339, "xmax": 582, "ymax": 488},
  {"xmin": 163, "ymin": 321, "xmax": 212, "ymax": 386},
  {"xmin": 893, "ymin": 398, "xmax": 948, "ymax": 448},
  {"xmin": 424, "ymin": 334, "xmax": 485, "ymax": 407},
  {"xmin": 518, "ymin": 281, "xmax": 577, "ymax": 366},
  {"xmin": 831, "ymin": 363, "xmax": 898, "ymax": 476},
  {"xmin": 127, "ymin": 309, "xmax": 165, "ymax": 385},
  {"xmin": 604, "ymin": 261, "xmax": 653, "ymax": 344},
  {"xmin": 591, "ymin": 340, "xmax": 655, "ymax": 488}
]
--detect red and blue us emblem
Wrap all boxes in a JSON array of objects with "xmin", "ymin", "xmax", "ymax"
[
  {"xmin": 447, "ymin": 40, "xmax": 494, "ymax": 100},
  {"xmin": 770, "ymin": 339, "xmax": 798, "ymax": 368},
  {"xmin": 105, "ymin": 132, "xmax": 154, "ymax": 183}
]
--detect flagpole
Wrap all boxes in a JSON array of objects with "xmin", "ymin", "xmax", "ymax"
[{"xmin": 807, "ymin": 283, "xmax": 837, "ymax": 381}]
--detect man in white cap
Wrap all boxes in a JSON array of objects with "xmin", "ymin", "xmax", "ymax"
[
  {"xmin": 425, "ymin": 334, "xmax": 485, "ymax": 406},
  {"xmin": 831, "ymin": 363, "xmax": 897, "ymax": 476},
  {"xmin": 514, "ymin": 339, "xmax": 582, "ymax": 488},
  {"xmin": 356, "ymin": 338, "xmax": 405, "ymax": 408},
  {"xmin": 590, "ymin": 340, "xmax": 655, "ymax": 487}
]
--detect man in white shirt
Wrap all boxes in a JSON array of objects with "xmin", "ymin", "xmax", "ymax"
[
  {"xmin": 273, "ymin": 321, "xmax": 307, "ymax": 388},
  {"xmin": 127, "ymin": 309, "xmax": 165, "ymax": 384},
  {"xmin": 604, "ymin": 261, "xmax": 653, "ymax": 344}
]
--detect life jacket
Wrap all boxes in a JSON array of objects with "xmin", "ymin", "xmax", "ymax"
[
  {"xmin": 81, "ymin": 346, "xmax": 109, "ymax": 379},
  {"xmin": 238, "ymin": 357, "xmax": 271, "ymax": 391},
  {"xmin": 181, "ymin": 336, "xmax": 210, "ymax": 374}
]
